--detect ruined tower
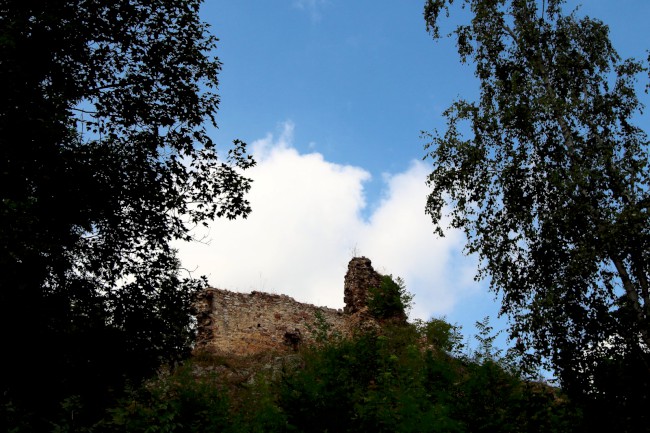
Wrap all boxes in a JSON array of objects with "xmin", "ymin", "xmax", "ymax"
[{"xmin": 343, "ymin": 256, "xmax": 383, "ymax": 314}]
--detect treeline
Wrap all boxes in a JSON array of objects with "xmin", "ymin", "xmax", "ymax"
[{"xmin": 42, "ymin": 314, "xmax": 579, "ymax": 433}]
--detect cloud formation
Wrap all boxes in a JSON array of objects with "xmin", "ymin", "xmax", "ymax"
[
  {"xmin": 292, "ymin": 0, "xmax": 329, "ymax": 21},
  {"xmin": 176, "ymin": 121, "xmax": 480, "ymax": 320}
]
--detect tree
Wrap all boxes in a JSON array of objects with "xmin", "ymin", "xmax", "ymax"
[
  {"xmin": 422, "ymin": 0, "xmax": 649, "ymax": 429},
  {"xmin": 0, "ymin": 0, "xmax": 254, "ymax": 427},
  {"xmin": 367, "ymin": 275, "xmax": 412, "ymax": 321}
]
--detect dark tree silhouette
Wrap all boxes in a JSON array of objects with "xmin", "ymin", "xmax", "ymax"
[{"xmin": 0, "ymin": 0, "xmax": 254, "ymax": 427}]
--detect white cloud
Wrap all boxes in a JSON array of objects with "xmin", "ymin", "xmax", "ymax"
[
  {"xmin": 292, "ymin": 0, "xmax": 329, "ymax": 21},
  {"xmin": 354, "ymin": 161, "xmax": 475, "ymax": 319},
  {"xmin": 176, "ymin": 121, "xmax": 480, "ymax": 320}
]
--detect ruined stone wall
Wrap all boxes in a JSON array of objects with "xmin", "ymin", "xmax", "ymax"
[
  {"xmin": 194, "ymin": 257, "xmax": 385, "ymax": 356},
  {"xmin": 195, "ymin": 289, "xmax": 347, "ymax": 356}
]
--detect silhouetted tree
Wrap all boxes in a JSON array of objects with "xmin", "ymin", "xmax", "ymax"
[
  {"xmin": 423, "ymin": 1, "xmax": 649, "ymax": 430},
  {"xmin": 0, "ymin": 0, "xmax": 254, "ymax": 427}
]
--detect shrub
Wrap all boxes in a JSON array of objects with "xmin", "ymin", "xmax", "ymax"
[{"xmin": 367, "ymin": 275, "xmax": 413, "ymax": 320}]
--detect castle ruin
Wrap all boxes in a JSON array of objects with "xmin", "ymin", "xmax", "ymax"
[{"xmin": 194, "ymin": 257, "xmax": 385, "ymax": 356}]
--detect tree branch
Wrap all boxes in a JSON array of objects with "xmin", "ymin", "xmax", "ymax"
[
  {"xmin": 611, "ymin": 254, "xmax": 650, "ymax": 348},
  {"xmin": 501, "ymin": 22, "xmax": 579, "ymax": 157}
]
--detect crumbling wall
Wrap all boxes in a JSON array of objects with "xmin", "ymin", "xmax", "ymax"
[
  {"xmin": 194, "ymin": 257, "xmax": 386, "ymax": 356},
  {"xmin": 194, "ymin": 289, "xmax": 346, "ymax": 356}
]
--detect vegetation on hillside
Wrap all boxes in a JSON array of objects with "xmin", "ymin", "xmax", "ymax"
[{"xmin": 43, "ymin": 278, "xmax": 580, "ymax": 432}]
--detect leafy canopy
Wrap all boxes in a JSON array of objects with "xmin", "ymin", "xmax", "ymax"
[
  {"xmin": 0, "ymin": 0, "xmax": 254, "ymax": 426},
  {"xmin": 423, "ymin": 0, "xmax": 649, "ymax": 429}
]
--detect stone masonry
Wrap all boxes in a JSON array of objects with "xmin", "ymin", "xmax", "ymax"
[
  {"xmin": 194, "ymin": 257, "xmax": 384, "ymax": 356},
  {"xmin": 343, "ymin": 256, "xmax": 383, "ymax": 314}
]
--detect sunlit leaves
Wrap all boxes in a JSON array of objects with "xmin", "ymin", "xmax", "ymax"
[{"xmin": 423, "ymin": 1, "xmax": 650, "ymax": 429}]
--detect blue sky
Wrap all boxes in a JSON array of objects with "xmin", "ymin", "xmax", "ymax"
[
  {"xmin": 201, "ymin": 0, "xmax": 472, "ymax": 205},
  {"xmin": 177, "ymin": 1, "xmax": 650, "ymax": 358}
]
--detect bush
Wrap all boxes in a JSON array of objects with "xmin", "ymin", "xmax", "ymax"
[
  {"xmin": 100, "ymin": 365, "xmax": 230, "ymax": 433},
  {"xmin": 367, "ymin": 275, "xmax": 413, "ymax": 320}
]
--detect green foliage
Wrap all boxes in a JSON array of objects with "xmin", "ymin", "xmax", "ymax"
[
  {"xmin": 367, "ymin": 275, "xmax": 413, "ymax": 320},
  {"xmin": 102, "ymin": 366, "xmax": 231, "ymax": 433},
  {"xmin": 423, "ymin": 1, "xmax": 650, "ymax": 429},
  {"xmin": 306, "ymin": 308, "xmax": 342, "ymax": 344},
  {"xmin": 470, "ymin": 316, "xmax": 508, "ymax": 367},
  {"xmin": 83, "ymin": 315, "xmax": 578, "ymax": 432},
  {"xmin": 281, "ymin": 318, "xmax": 576, "ymax": 432},
  {"xmin": 98, "ymin": 363, "xmax": 287, "ymax": 433},
  {"xmin": 415, "ymin": 317, "xmax": 464, "ymax": 354},
  {"xmin": 0, "ymin": 0, "xmax": 254, "ymax": 429}
]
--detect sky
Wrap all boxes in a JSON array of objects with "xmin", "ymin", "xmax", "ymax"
[{"xmin": 176, "ymin": 0, "xmax": 650, "ymax": 352}]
